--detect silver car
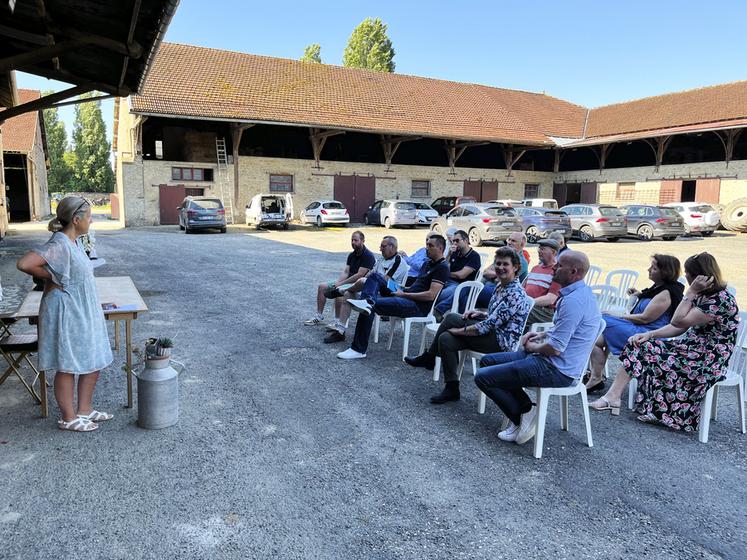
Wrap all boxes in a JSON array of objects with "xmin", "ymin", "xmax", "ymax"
[
  {"xmin": 620, "ymin": 204, "xmax": 685, "ymax": 241},
  {"xmin": 561, "ymin": 203, "xmax": 627, "ymax": 242},
  {"xmin": 363, "ymin": 200, "xmax": 418, "ymax": 228},
  {"xmin": 430, "ymin": 203, "xmax": 522, "ymax": 246}
]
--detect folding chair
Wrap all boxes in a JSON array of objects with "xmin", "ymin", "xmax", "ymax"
[{"xmin": 0, "ymin": 334, "xmax": 48, "ymax": 417}]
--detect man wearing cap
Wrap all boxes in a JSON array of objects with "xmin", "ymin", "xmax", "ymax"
[{"xmin": 523, "ymin": 237, "xmax": 562, "ymax": 329}]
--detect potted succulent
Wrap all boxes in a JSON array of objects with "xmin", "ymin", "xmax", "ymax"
[{"xmin": 155, "ymin": 337, "xmax": 174, "ymax": 358}]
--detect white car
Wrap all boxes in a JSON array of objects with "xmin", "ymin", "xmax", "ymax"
[
  {"xmin": 663, "ymin": 202, "xmax": 720, "ymax": 236},
  {"xmin": 523, "ymin": 198, "xmax": 559, "ymax": 209},
  {"xmin": 245, "ymin": 193, "xmax": 294, "ymax": 229},
  {"xmin": 488, "ymin": 199, "xmax": 523, "ymax": 207},
  {"xmin": 300, "ymin": 200, "xmax": 350, "ymax": 226},
  {"xmin": 413, "ymin": 202, "xmax": 439, "ymax": 225}
]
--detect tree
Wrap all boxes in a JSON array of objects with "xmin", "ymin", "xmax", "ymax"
[
  {"xmin": 71, "ymin": 92, "xmax": 114, "ymax": 193},
  {"xmin": 301, "ymin": 44, "xmax": 322, "ymax": 63},
  {"xmin": 342, "ymin": 18, "xmax": 395, "ymax": 72},
  {"xmin": 41, "ymin": 90, "xmax": 74, "ymax": 193}
]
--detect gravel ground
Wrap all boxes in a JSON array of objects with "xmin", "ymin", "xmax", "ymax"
[{"xmin": 0, "ymin": 225, "xmax": 745, "ymax": 559}]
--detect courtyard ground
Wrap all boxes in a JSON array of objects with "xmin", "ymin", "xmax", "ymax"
[{"xmin": 1, "ymin": 225, "xmax": 745, "ymax": 559}]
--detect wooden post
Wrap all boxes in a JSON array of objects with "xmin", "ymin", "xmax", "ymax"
[
  {"xmin": 381, "ymin": 134, "xmax": 420, "ymax": 170},
  {"xmin": 309, "ymin": 128, "xmax": 345, "ymax": 168},
  {"xmin": 231, "ymin": 123, "xmax": 253, "ymax": 206},
  {"xmin": 502, "ymin": 144, "xmax": 527, "ymax": 176},
  {"xmin": 643, "ymin": 136, "xmax": 672, "ymax": 172},
  {"xmin": 444, "ymin": 140, "xmax": 488, "ymax": 173},
  {"xmin": 712, "ymin": 129, "xmax": 743, "ymax": 168}
]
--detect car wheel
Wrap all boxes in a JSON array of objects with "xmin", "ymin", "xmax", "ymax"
[
  {"xmin": 468, "ymin": 227, "xmax": 483, "ymax": 247},
  {"xmin": 579, "ymin": 225, "xmax": 594, "ymax": 242},
  {"xmin": 283, "ymin": 223, "xmax": 289, "ymax": 230},
  {"xmin": 364, "ymin": 215, "xmax": 370, "ymax": 225},
  {"xmin": 220, "ymin": 227, "xmax": 227, "ymax": 234},
  {"xmin": 684, "ymin": 224, "xmax": 691, "ymax": 235},
  {"xmin": 702, "ymin": 231, "xmax": 714, "ymax": 237},
  {"xmin": 606, "ymin": 237, "xmax": 619, "ymax": 242},
  {"xmin": 637, "ymin": 224, "xmax": 654, "ymax": 241},
  {"xmin": 384, "ymin": 217, "xmax": 392, "ymax": 229},
  {"xmin": 526, "ymin": 226, "xmax": 539, "ymax": 243},
  {"xmin": 316, "ymin": 215, "xmax": 323, "ymax": 227}
]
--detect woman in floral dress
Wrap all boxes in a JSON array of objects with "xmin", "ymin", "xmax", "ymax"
[{"xmin": 590, "ymin": 253, "xmax": 738, "ymax": 431}]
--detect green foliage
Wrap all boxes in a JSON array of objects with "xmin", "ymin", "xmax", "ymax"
[
  {"xmin": 301, "ymin": 44, "xmax": 322, "ymax": 63},
  {"xmin": 71, "ymin": 92, "xmax": 115, "ymax": 193},
  {"xmin": 42, "ymin": 91, "xmax": 74, "ymax": 193},
  {"xmin": 342, "ymin": 17, "xmax": 395, "ymax": 72}
]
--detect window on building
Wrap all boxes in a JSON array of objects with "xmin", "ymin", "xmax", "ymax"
[
  {"xmin": 411, "ymin": 180, "xmax": 431, "ymax": 198},
  {"xmin": 269, "ymin": 174, "xmax": 294, "ymax": 193},
  {"xmin": 171, "ymin": 167, "xmax": 214, "ymax": 182},
  {"xmin": 524, "ymin": 184, "xmax": 540, "ymax": 198}
]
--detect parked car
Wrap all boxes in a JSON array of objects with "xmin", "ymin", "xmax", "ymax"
[
  {"xmin": 177, "ymin": 196, "xmax": 226, "ymax": 234},
  {"xmin": 245, "ymin": 193, "xmax": 294, "ymax": 229},
  {"xmin": 523, "ymin": 198, "xmax": 558, "ymax": 209},
  {"xmin": 620, "ymin": 204, "xmax": 685, "ymax": 241},
  {"xmin": 430, "ymin": 195, "xmax": 477, "ymax": 215},
  {"xmin": 300, "ymin": 200, "xmax": 349, "ymax": 226},
  {"xmin": 488, "ymin": 199, "xmax": 524, "ymax": 207},
  {"xmin": 561, "ymin": 203, "xmax": 627, "ymax": 242},
  {"xmin": 413, "ymin": 202, "xmax": 439, "ymax": 225},
  {"xmin": 662, "ymin": 202, "xmax": 720, "ymax": 236},
  {"xmin": 514, "ymin": 207, "xmax": 572, "ymax": 243},
  {"xmin": 430, "ymin": 203, "xmax": 522, "ymax": 246},
  {"xmin": 363, "ymin": 200, "xmax": 418, "ymax": 228}
]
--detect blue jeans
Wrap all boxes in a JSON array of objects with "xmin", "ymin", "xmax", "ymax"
[
  {"xmin": 457, "ymin": 282, "xmax": 496, "ymax": 313},
  {"xmin": 474, "ymin": 350, "xmax": 574, "ymax": 425},
  {"xmin": 351, "ymin": 273, "xmax": 424, "ymax": 354}
]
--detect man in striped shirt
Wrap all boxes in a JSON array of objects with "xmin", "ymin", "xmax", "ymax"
[{"xmin": 523, "ymin": 238, "xmax": 561, "ymax": 329}]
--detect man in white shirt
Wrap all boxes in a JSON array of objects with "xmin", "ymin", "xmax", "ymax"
[{"xmin": 324, "ymin": 236, "xmax": 409, "ymax": 343}]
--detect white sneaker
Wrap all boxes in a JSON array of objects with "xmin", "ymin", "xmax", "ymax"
[
  {"xmin": 337, "ymin": 348, "xmax": 367, "ymax": 359},
  {"xmin": 325, "ymin": 320, "xmax": 343, "ymax": 331},
  {"xmin": 497, "ymin": 421, "xmax": 519, "ymax": 442},
  {"xmin": 304, "ymin": 313, "xmax": 324, "ymax": 326},
  {"xmin": 516, "ymin": 406, "xmax": 538, "ymax": 445},
  {"xmin": 348, "ymin": 299, "xmax": 373, "ymax": 316}
]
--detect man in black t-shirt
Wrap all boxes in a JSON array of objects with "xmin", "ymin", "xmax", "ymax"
[
  {"xmin": 434, "ymin": 229, "xmax": 482, "ymax": 316},
  {"xmin": 337, "ymin": 235, "xmax": 449, "ymax": 359},
  {"xmin": 304, "ymin": 230, "xmax": 375, "ymax": 326}
]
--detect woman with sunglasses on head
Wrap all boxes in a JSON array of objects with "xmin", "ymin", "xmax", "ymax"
[
  {"xmin": 16, "ymin": 196, "xmax": 113, "ymax": 432},
  {"xmin": 590, "ymin": 253, "xmax": 738, "ymax": 432}
]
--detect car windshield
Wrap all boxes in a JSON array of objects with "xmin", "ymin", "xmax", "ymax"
[
  {"xmin": 544, "ymin": 211, "xmax": 567, "ymax": 217},
  {"xmin": 395, "ymin": 202, "xmax": 416, "ymax": 210},
  {"xmin": 599, "ymin": 207, "xmax": 623, "ymax": 217},
  {"xmin": 659, "ymin": 208, "xmax": 680, "ymax": 217},
  {"xmin": 483, "ymin": 207, "xmax": 516, "ymax": 216},
  {"xmin": 414, "ymin": 203, "xmax": 431, "ymax": 210},
  {"xmin": 323, "ymin": 202, "xmax": 344, "ymax": 209},
  {"xmin": 261, "ymin": 197, "xmax": 284, "ymax": 212},
  {"xmin": 693, "ymin": 205, "xmax": 713, "ymax": 213},
  {"xmin": 191, "ymin": 199, "xmax": 222, "ymax": 210}
]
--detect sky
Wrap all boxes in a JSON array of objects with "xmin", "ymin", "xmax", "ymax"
[{"xmin": 15, "ymin": 0, "xmax": 747, "ymax": 146}]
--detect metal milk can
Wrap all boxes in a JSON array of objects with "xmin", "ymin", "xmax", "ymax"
[{"xmin": 135, "ymin": 356, "xmax": 184, "ymax": 429}]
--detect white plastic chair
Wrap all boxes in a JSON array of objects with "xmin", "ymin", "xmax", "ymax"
[
  {"xmin": 385, "ymin": 286, "xmax": 449, "ymax": 360},
  {"xmin": 427, "ymin": 281, "xmax": 483, "ymax": 381},
  {"xmin": 698, "ymin": 311, "xmax": 747, "ymax": 443},
  {"xmin": 530, "ymin": 318, "xmax": 605, "ymax": 459},
  {"xmin": 585, "ymin": 265, "xmax": 602, "ymax": 287},
  {"xmin": 590, "ymin": 284, "xmax": 619, "ymax": 313},
  {"xmin": 605, "ymin": 269, "xmax": 639, "ymax": 309}
]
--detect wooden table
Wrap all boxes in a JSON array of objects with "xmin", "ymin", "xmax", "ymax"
[{"xmin": 12, "ymin": 276, "xmax": 148, "ymax": 407}]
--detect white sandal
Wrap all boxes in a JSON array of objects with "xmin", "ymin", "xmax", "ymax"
[
  {"xmin": 77, "ymin": 410, "xmax": 113, "ymax": 422},
  {"xmin": 58, "ymin": 417, "xmax": 99, "ymax": 432}
]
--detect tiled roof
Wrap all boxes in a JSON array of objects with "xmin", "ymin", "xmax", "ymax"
[
  {"xmin": 131, "ymin": 43, "xmax": 587, "ymax": 146},
  {"xmin": 1, "ymin": 89, "xmax": 40, "ymax": 153},
  {"xmin": 586, "ymin": 81, "xmax": 747, "ymax": 138}
]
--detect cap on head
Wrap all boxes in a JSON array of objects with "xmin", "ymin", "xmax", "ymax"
[{"xmin": 537, "ymin": 238, "xmax": 560, "ymax": 251}]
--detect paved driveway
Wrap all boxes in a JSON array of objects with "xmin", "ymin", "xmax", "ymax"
[{"xmin": 0, "ymin": 227, "xmax": 745, "ymax": 559}]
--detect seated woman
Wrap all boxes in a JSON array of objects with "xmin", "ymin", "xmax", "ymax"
[
  {"xmin": 404, "ymin": 247, "xmax": 533, "ymax": 405},
  {"xmin": 590, "ymin": 253, "xmax": 739, "ymax": 431},
  {"xmin": 585, "ymin": 254, "xmax": 683, "ymax": 393}
]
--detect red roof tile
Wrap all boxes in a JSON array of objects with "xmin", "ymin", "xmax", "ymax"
[{"xmin": 1, "ymin": 89, "xmax": 40, "ymax": 153}]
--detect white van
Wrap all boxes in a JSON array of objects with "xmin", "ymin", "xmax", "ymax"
[
  {"xmin": 523, "ymin": 198, "xmax": 558, "ymax": 209},
  {"xmin": 245, "ymin": 193, "xmax": 294, "ymax": 229}
]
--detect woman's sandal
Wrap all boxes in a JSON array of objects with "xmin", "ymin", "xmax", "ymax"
[
  {"xmin": 636, "ymin": 413, "xmax": 659, "ymax": 424},
  {"xmin": 589, "ymin": 396, "xmax": 620, "ymax": 416},
  {"xmin": 77, "ymin": 410, "xmax": 113, "ymax": 422},
  {"xmin": 58, "ymin": 417, "xmax": 99, "ymax": 432}
]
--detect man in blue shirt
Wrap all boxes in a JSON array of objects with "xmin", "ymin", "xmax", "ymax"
[
  {"xmin": 434, "ymin": 229, "xmax": 482, "ymax": 317},
  {"xmin": 337, "ymin": 235, "xmax": 450, "ymax": 359},
  {"xmin": 474, "ymin": 250, "xmax": 602, "ymax": 445},
  {"xmin": 401, "ymin": 230, "xmax": 454, "ymax": 287}
]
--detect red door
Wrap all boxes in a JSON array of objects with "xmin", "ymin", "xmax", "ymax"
[
  {"xmin": 659, "ymin": 180, "xmax": 682, "ymax": 204},
  {"xmin": 481, "ymin": 181, "xmax": 499, "ymax": 202},
  {"xmin": 333, "ymin": 175, "xmax": 376, "ymax": 223},
  {"xmin": 695, "ymin": 178, "xmax": 721, "ymax": 203},
  {"xmin": 580, "ymin": 182, "xmax": 598, "ymax": 203},
  {"xmin": 159, "ymin": 185, "xmax": 186, "ymax": 224},
  {"xmin": 553, "ymin": 183, "xmax": 567, "ymax": 207},
  {"xmin": 463, "ymin": 180, "xmax": 481, "ymax": 200}
]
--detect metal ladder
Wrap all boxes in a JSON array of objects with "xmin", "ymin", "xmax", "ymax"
[{"xmin": 215, "ymin": 137, "xmax": 234, "ymax": 224}]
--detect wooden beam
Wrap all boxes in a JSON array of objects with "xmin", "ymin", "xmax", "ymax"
[
  {"xmin": 0, "ymin": 39, "xmax": 87, "ymax": 72},
  {"xmin": 642, "ymin": 136, "xmax": 672, "ymax": 172},
  {"xmin": 553, "ymin": 148, "xmax": 567, "ymax": 173},
  {"xmin": 589, "ymin": 143, "xmax": 614, "ymax": 173},
  {"xmin": 0, "ymin": 84, "xmax": 91, "ymax": 123},
  {"xmin": 712, "ymin": 129, "xmax": 743, "ymax": 168},
  {"xmin": 502, "ymin": 144, "xmax": 528, "ymax": 175},
  {"xmin": 380, "ymin": 134, "xmax": 420, "ymax": 168},
  {"xmin": 309, "ymin": 128, "xmax": 345, "ymax": 167},
  {"xmin": 231, "ymin": 123, "xmax": 254, "ymax": 204}
]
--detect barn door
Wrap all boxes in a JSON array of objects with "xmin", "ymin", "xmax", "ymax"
[
  {"xmin": 659, "ymin": 180, "xmax": 682, "ymax": 204},
  {"xmin": 553, "ymin": 183, "xmax": 567, "ymax": 207},
  {"xmin": 159, "ymin": 185, "xmax": 186, "ymax": 224},
  {"xmin": 333, "ymin": 175, "xmax": 375, "ymax": 223},
  {"xmin": 695, "ymin": 178, "xmax": 721, "ymax": 204},
  {"xmin": 334, "ymin": 175, "xmax": 356, "ymax": 219},
  {"xmin": 580, "ymin": 182, "xmax": 598, "ymax": 204},
  {"xmin": 481, "ymin": 181, "xmax": 499, "ymax": 202},
  {"xmin": 463, "ymin": 180, "xmax": 481, "ymax": 200}
]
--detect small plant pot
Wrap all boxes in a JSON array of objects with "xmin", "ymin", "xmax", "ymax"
[
  {"xmin": 145, "ymin": 354, "xmax": 170, "ymax": 369},
  {"xmin": 156, "ymin": 347, "xmax": 172, "ymax": 358}
]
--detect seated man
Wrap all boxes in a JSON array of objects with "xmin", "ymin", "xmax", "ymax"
[
  {"xmin": 401, "ymin": 228, "xmax": 454, "ymax": 287},
  {"xmin": 507, "ymin": 231, "xmax": 530, "ymax": 281},
  {"xmin": 548, "ymin": 231, "xmax": 570, "ymax": 256},
  {"xmin": 523, "ymin": 238, "xmax": 561, "ymax": 329},
  {"xmin": 474, "ymin": 250, "xmax": 601, "ymax": 445},
  {"xmin": 434, "ymin": 229, "xmax": 481, "ymax": 317},
  {"xmin": 337, "ymin": 235, "xmax": 449, "ymax": 359},
  {"xmin": 304, "ymin": 230, "xmax": 375, "ymax": 326},
  {"xmin": 324, "ymin": 235, "xmax": 409, "ymax": 343}
]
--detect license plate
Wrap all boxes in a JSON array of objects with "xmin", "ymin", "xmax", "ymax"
[
  {"xmin": 673, "ymin": 221, "xmax": 681, "ymax": 226},
  {"xmin": 201, "ymin": 216, "xmax": 214, "ymax": 220},
  {"xmin": 612, "ymin": 222, "xmax": 622, "ymax": 226},
  {"xmin": 501, "ymin": 222, "xmax": 514, "ymax": 227}
]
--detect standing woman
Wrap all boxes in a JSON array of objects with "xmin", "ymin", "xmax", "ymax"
[
  {"xmin": 17, "ymin": 196, "xmax": 113, "ymax": 432},
  {"xmin": 590, "ymin": 252, "xmax": 738, "ymax": 431}
]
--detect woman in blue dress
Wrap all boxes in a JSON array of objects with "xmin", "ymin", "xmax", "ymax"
[
  {"xmin": 17, "ymin": 197, "xmax": 113, "ymax": 432},
  {"xmin": 585, "ymin": 254, "xmax": 683, "ymax": 394}
]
